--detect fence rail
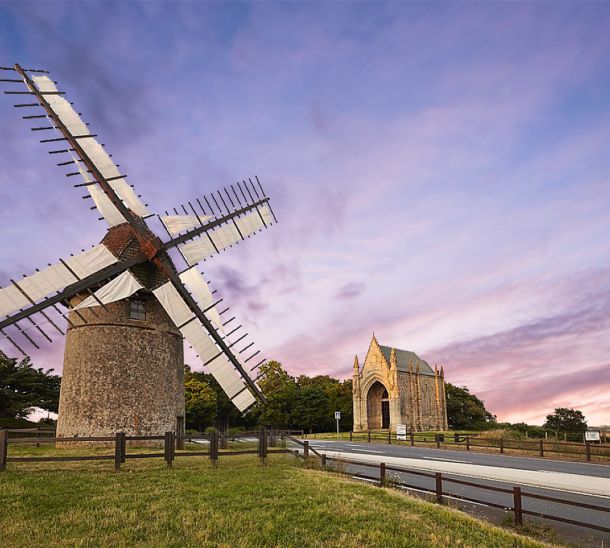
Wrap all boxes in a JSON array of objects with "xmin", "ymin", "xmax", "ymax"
[
  {"xmin": 296, "ymin": 451, "xmax": 610, "ymax": 535},
  {"xmin": 303, "ymin": 430, "xmax": 610, "ymax": 463},
  {"xmin": 0, "ymin": 428, "xmax": 292, "ymax": 471}
]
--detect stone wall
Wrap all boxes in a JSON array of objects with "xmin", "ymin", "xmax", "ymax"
[{"xmin": 56, "ymin": 292, "xmax": 185, "ymax": 439}]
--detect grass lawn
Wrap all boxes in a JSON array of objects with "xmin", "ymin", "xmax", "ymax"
[{"xmin": 0, "ymin": 449, "xmax": 551, "ymax": 547}]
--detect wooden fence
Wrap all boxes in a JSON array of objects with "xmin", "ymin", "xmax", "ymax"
[
  {"xmin": 3, "ymin": 430, "xmax": 608, "ymax": 536},
  {"xmin": 292, "ymin": 439, "xmax": 610, "ymax": 536},
  {"xmin": 0, "ymin": 428, "xmax": 290, "ymax": 471},
  {"xmin": 303, "ymin": 430, "xmax": 610, "ymax": 462}
]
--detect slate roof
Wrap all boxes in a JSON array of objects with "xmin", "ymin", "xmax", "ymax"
[{"xmin": 379, "ymin": 345, "xmax": 435, "ymax": 376}]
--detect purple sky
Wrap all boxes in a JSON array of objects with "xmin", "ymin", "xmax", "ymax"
[{"xmin": 1, "ymin": 2, "xmax": 610, "ymax": 425}]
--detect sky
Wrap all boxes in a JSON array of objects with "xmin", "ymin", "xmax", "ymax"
[{"xmin": 1, "ymin": 1, "xmax": 610, "ymax": 425}]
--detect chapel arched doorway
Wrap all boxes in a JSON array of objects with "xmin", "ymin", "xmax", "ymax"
[{"xmin": 367, "ymin": 381, "xmax": 390, "ymax": 430}]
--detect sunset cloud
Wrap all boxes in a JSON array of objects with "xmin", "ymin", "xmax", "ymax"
[{"xmin": 1, "ymin": 2, "xmax": 609, "ymax": 425}]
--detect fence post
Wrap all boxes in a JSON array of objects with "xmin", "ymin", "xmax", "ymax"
[
  {"xmin": 258, "ymin": 427, "xmax": 268, "ymax": 465},
  {"xmin": 220, "ymin": 432, "xmax": 228, "ymax": 450},
  {"xmin": 388, "ymin": 430, "xmax": 391, "ymax": 445},
  {"xmin": 0, "ymin": 430, "xmax": 7, "ymax": 472},
  {"xmin": 500, "ymin": 438, "xmax": 504, "ymax": 454},
  {"xmin": 209, "ymin": 430, "xmax": 219, "ymax": 467},
  {"xmin": 539, "ymin": 439, "xmax": 544, "ymax": 457},
  {"xmin": 304, "ymin": 440, "xmax": 309, "ymax": 458},
  {"xmin": 380, "ymin": 462, "xmax": 386, "ymax": 487},
  {"xmin": 176, "ymin": 430, "xmax": 185, "ymax": 451},
  {"xmin": 586, "ymin": 442, "xmax": 591, "ymax": 462},
  {"xmin": 114, "ymin": 432, "xmax": 122, "ymax": 471},
  {"xmin": 121, "ymin": 432, "xmax": 126, "ymax": 463},
  {"xmin": 466, "ymin": 436, "xmax": 470, "ymax": 451},
  {"xmin": 164, "ymin": 431, "xmax": 174, "ymax": 468},
  {"xmin": 321, "ymin": 454, "xmax": 327, "ymax": 469},
  {"xmin": 350, "ymin": 431, "xmax": 353, "ymax": 442},
  {"xmin": 410, "ymin": 432, "xmax": 415, "ymax": 447},
  {"xmin": 435, "ymin": 472, "xmax": 443, "ymax": 504},
  {"xmin": 513, "ymin": 486, "xmax": 523, "ymax": 525},
  {"xmin": 368, "ymin": 430, "xmax": 371, "ymax": 443},
  {"xmin": 436, "ymin": 435, "xmax": 440, "ymax": 449}
]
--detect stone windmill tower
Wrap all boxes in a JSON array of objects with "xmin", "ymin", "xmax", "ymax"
[{"xmin": 0, "ymin": 64, "xmax": 276, "ymax": 438}]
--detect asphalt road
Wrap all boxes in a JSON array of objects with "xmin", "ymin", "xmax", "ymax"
[{"xmin": 294, "ymin": 439, "xmax": 610, "ymax": 544}]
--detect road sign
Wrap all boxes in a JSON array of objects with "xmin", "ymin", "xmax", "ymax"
[
  {"xmin": 334, "ymin": 411, "xmax": 341, "ymax": 420},
  {"xmin": 396, "ymin": 424, "xmax": 407, "ymax": 441}
]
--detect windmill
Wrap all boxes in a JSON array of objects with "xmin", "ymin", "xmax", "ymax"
[{"xmin": 0, "ymin": 63, "xmax": 277, "ymax": 439}]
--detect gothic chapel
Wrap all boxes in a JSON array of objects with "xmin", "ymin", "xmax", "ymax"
[{"xmin": 353, "ymin": 335, "xmax": 448, "ymax": 432}]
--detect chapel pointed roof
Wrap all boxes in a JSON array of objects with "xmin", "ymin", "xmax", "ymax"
[{"xmin": 378, "ymin": 344, "xmax": 435, "ymax": 376}]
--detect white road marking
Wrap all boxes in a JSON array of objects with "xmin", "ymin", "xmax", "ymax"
[
  {"xmin": 311, "ymin": 444, "xmax": 386, "ymax": 455},
  {"xmin": 421, "ymin": 456, "xmax": 470, "ymax": 464},
  {"xmin": 320, "ymin": 450, "xmax": 610, "ymax": 498}
]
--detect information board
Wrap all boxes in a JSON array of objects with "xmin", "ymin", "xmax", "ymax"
[{"xmin": 585, "ymin": 430, "xmax": 601, "ymax": 442}]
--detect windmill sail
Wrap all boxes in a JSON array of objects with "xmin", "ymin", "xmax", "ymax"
[
  {"xmin": 178, "ymin": 268, "xmax": 223, "ymax": 332},
  {"xmin": 2, "ymin": 63, "xmax": 277, "ymax": 414},
  {"xmin": 160, "ymin": 215, "xmax": 214, "ymax": 236},
  {"xmin": 0, "ymin": 244, "xmax": 117, "ymax": 319},
  {"xmin": 13, "ymin": 72, "xmax": 149, "ymax": 225},
  {"xmin": 74, "ymin": 270, "xmax": 143, "ymax": 309},
  {"xmin": 153, "ymin": 280, "xmax": 258, "ymax": 411},
  {"xmin": 160, "ymin": 180, "xmax": 275, "ymax": 267},
  {"xmin": 179, "ymin": 205, "xmax": 273, "ymax": 265}
]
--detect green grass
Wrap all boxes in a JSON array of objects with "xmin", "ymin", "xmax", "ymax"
[{"xmin": 0, "ymin": 448, "xmax": 551, "ymax": 547}]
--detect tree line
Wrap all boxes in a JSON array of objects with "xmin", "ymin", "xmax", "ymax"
[
  {"xmin": 186, "ymin": 360, "xmax": 497, "ymax": 433},
  {"xmin": 185, "ymin": 361, "xmax": 353, "ymax": 433},
  {"xmin": 1, "ymin": 355, "xmax": 589, "ymax": 436}
]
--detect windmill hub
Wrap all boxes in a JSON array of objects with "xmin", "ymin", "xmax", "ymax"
[{"xmin": 102, "ymin": 220, "xmax": 163, "ymax": 262}]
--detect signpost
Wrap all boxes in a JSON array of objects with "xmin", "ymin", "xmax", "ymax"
[
  {"xmin": 396, "ymin": 424, "xmax": 407, "ymax": 441},
  {"xmin": 335, "ymin": 411, "xmax": 341, "ymax": 436},
  {"xmin": 585, "ymin": 430, "xmax": 601, "ymax": 443}
]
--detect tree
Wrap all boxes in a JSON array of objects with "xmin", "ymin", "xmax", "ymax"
[
  {"xmin": 184, "ymin": 366, "xmax": 257, "ymax": 430},
  {"xmin": 325, "ymin": 378, "xmax": 353, "ymax": 432},
  {"xmin": 0, "ymin": 355, "xmax": 61, "ymax": 419},
  {"xmin": 544, "ymin": 408, "xmax": 587, "ymax": 434},
  {"xmin": 295, "ymin": 375, "xmax": 353, "ymax": 432},
  {"xmin": 256, "ymin": 361, "xmax": 297, "ymax": 428},
  {"xmin": 445, "ymin": 383, "xmax": 496, "ymax": 430},
  {"xmin": 292, "ymin": 383, "xmax": 330, "ymax": 434},
  {"xmin": 184, "ymin": 377, "xmax": 217, "ymax": 431}
]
